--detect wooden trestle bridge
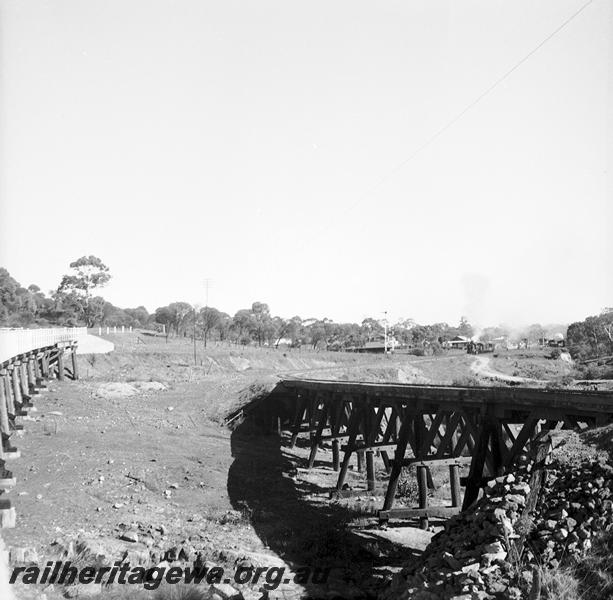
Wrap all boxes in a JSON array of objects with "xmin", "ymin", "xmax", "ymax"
[
  {"xmin": 272, "ymin": 378, "xmax": 613, "ymax": 527},
  {"xmin": 0, "ymin": 330, "xmax": 81, "ymax": 529}
]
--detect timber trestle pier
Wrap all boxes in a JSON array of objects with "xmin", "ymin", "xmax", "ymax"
[
  {"xmin": 0, "ymin": 329, "xmax": 82, "ymax": 529},
  {"xmin": 270, "ymin": 378, "xmax": 613, "ymax": 528}
]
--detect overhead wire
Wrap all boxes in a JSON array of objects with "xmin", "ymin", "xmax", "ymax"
[{"xmin": 295, "ymin": 0, "xmax": 597, "ymax": 245}]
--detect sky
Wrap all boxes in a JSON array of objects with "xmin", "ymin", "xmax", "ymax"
[{"xmin": 1, "ymin": 0, "xmax": 611, "ymax": 329}]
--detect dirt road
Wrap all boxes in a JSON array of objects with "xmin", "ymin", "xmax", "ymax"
[{"xmin": 470, "ymin": 355, "xmax": 538, "ymax": 384}]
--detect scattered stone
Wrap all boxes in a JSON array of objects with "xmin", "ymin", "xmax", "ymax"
[
  {"xmin": 64, "ymin": 582, "xmax": 102, "ymax": 597},
  {"xmin": 210, "ymin": 583, "xmax": 244, "ymax": 600},
  {"xmin": 120, "ymin": 531, "xmax": 139, "ymax": 543}
]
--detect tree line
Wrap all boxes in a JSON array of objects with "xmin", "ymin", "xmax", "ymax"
[{"xmin": 0, "ymin": 255, "xmax": 574, "ymax": 352}]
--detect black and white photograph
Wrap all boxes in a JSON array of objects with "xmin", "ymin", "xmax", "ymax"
[{"xmin": 0, "ymin": 1, "xmax": 612, "ymax": 598}]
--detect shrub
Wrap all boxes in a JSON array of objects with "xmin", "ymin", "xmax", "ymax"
[
  {"xmin": 154, "ymin": 586, "xmax": 210, "ymax": 600},
  {"xmin": 545, "ymin": 374, "xmax": 575, "ymax": 389},
  {"xmin": 452, "ymin": 375, "xmax": 481, "ymax": 387},
  {"xmin": 395, "ymin": 468, "xmax": 419, "ymax": 504},
  {"xmin": 539, "ymin": 566, "xmax": 580, "ymax": 599},
  {"xmin": 430, "ymin": 341, "xmax": 444, "ymax": 355}
]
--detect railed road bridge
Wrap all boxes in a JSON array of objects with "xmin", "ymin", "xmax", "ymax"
[
  {"xmin": 0, "ymin": 327, "xmax": 115, "ymax": 529},
  {"xmin": 267, "ymin": 378, "xmax": 613, "ymax": 527}
]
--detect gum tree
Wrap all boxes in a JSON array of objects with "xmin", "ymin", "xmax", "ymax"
[{"xmin": 57, "ymin": 256, "xmax": 111, "ymax": 326}]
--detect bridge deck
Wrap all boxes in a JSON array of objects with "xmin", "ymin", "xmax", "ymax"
[
  {"xmin": 277, "ymin": 378, "xmax": 613, "ymax": 525},
  {"xmin": 281, "ymin": 378, "xmax": 613, "ymax": 416}
]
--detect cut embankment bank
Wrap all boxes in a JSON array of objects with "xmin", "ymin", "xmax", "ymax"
[{"xmin": 75, "ymin": 334, "xmax": 493, "ymax": 388}]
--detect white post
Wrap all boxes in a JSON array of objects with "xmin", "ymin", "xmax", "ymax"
[
  {"xmin": 106, "ymin": 327, "xmax": 109, "ymax": 334},
  {"xmin": 121, "ymin": 326, "xmax": 125, "ymax": 333},
  {"xmin": 98, "ymin": 327, "xmax": 102, "ymax": 335},
  {"xmin": 113, "ymin": 326, "xmax": 117, "ymax": 333},
  {"xmin": 384, "ymin": 311, "xmax": 388, "ymax": 354},
  {"xmin": 129, "ymin": 326, "xmax": 132, "ymax": 332}
]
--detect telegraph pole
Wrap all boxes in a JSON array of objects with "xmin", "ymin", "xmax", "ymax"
[
  {"xmin": 193, "ymin": 305, "xmax": 197, "ymax": 365},
  {"xmin": 204, "ymin": 278, "xmax": 211, "ymax": 308},
  {"xmin": 384, "ymin": 311, "xmax": 388, "ymax": 354},
  {"xmin": 202, "ymin": 278, "xmax": 212, "ymax": 350}
]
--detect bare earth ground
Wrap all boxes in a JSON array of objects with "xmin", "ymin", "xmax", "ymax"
[{"xmin": 1, "ymin": 337, "xmax": 583, "ymax": 599}]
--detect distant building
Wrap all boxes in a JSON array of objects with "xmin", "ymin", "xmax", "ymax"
[
  {"xmin": 346, "ymin": 338, "xmax": 401, "ymax": 353},
  {"xmin": 445, "ymin": 336, "xmax": 471, "ymax": 350},
  {"xmin": 538, "ymin": 333, "xmax": 565, "ymax": 348},
  {"xmin": 547, "ymin": 333, "xmax": 566, "ymax": 347}
]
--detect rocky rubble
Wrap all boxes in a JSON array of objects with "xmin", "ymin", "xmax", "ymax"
[
  {"xmin": 525, "ymin": 457, "xmax": 613, "ymax": 568},
  {"xmin": 381, "ymin": 452, "xmax": 613, "ymax": 600},
  {"xmin": 380, "ymin": 470, "xmax": 533, "ymax": 600}
]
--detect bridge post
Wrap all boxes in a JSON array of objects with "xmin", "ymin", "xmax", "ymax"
[
  {"xmin": 381, "ymin": 410, "xmax": 412, "ymax": 513},
  {"xmin": 417, "ymin": 465, "xmax": 429, "ymax": 529},
  {"xmin": 18, "ymin": 362, "xmax": 29, "ymax": 398},
  {"xmin": 57, "ymin": 349, "xmax": 65, "ymax": 381},
  {"xmin": 336, "ymin": 404, "xmax": 363, "ymax": 490},
  {"xmin": 356, "ymin": 450, "xmax": 364, "ymax": 473},
  {"xmin": 26, "ymin": 356, "xmax": 36, "ymax": 393},
  {"xmin": 462, "ymin": 414, "xmax": 497, "ymax": 510},
  {"xmin": 41, "ymin": 351, "xmax": 50, "ymax": 379},
  {"xmin": 71, "ymin": 345, "xmax": 79, "ymax": 380},
  {"xmin": 2, "ymin": 376, "xmax": 13, "ymax": 417},
  {"xmin": 450, "ymin": 464, "xmax": 461, "ymax": 508},
  {"xmin": 490, "ymin": 419, "xmax": 504, "ymax": 478},
  {"xmin": 308, "ymin": 400, "xmax": 328, "ymax": 469},
  {"xmin": 10, "ymin": 366, "xmax": 22, "ymax": 408},
  {"xmin": 415, "ymin": 413, "xmax": 430, "ymax": 529},
  {"xmin": 33, "ymin": 352, "xmax": 41, "ymax": 382},
  {"xmin": 289, "ymin": 393, "xmax": 306, "ymax": 448},
  {"xmin": 0, "ymin": 378, "xmax": 10, "ymax": 439},
  {"xmin": 308, "ymin": 394, "xmax": 319, "ymax": 442},
  {"xmin": 332, "ymin": 439, "xmax": 340, "ymax": 471},
  {"xmin": 366, "ymin": 450, "xmax": 375, "ymax": 491}
]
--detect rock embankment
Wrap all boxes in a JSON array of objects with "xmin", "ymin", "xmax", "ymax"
[
  {"xmin": 526, "ymin": 457, "xmax": 613, "ymax": 568},
  {"xmin": 381, "ymin": 451, "xmax": 613, "ymax": 600}
]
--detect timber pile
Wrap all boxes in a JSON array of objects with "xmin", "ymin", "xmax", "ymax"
[{"xmin": 380, "ymin": 446, "xmax": 613, "ymax": 600}]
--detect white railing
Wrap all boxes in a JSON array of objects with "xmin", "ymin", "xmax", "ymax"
[{"xmin": 0, "ymin": 327, "xmax": 87, "ymax": 363}]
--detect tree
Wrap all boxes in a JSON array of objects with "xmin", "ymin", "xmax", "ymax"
[
  {"xmin": 124, "ymin": 306, "xmax": 151, "ymax": 328},
  {"xmin": 231, "ymin": 309, "xmax": 256, "ymax": 345},
  {"xmin": 567, "ymin": 312, "xmax": 613, "ymax": 360},
  {"xmin": 361, "ymin": 318, "xmax": 384, "ymax": 342},
  {"xmin": 167, "ymin": 302, "xmax": 193, "ymax": 337},
  {"xmin": 154, "ymin": 306, "xmax": 173, "ymax": 341},
  {"xmin": 251, "ymin": 302, "xmax": 274, "ymax": 346},
  {"xmin": 273, "ymin": 315, "xmax": 303, "ymax": 348},
  {"xmin": 199, "ymin": 306, "xmax": 223, "ymax": 348},
  {"xmin": 57, "ymin": 256, "xmax": 111, "ymax": 326}
]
